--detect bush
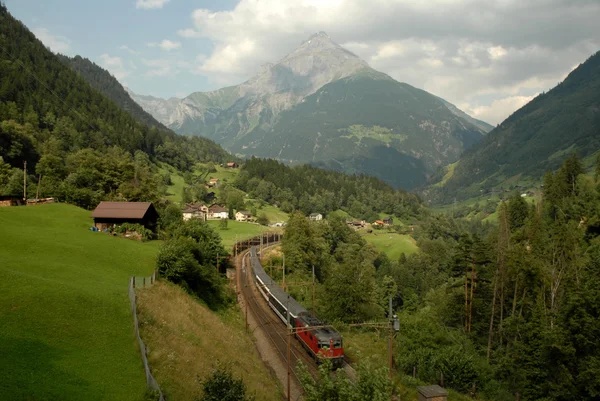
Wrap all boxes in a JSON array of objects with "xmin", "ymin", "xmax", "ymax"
[{"xmin": 200, "ymin": 366, "xmax": 253, "ymax": 401}]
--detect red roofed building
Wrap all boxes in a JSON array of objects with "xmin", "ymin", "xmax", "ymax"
[{"xmin": 91, "ymin": 202, "xmax": 158, "ymax": 231}]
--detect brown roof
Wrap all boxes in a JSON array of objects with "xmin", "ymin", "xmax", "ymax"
[
  {"xmin": 209, "ymin": 205, "xmax": 227, "ymax": 213},
  {"xmin": 92, "ymin": 202, "xmax": 153, "ymax": 219}
]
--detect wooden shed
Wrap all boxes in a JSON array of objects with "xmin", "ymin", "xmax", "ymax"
[
  {"xmin": 91, "ymin": 202, "xmax": 158, "ymax": 231},
  {"xmin": 417, "ymin": 385, "xmax": 448, "ymax": 401}
]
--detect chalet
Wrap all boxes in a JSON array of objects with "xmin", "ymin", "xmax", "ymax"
[
  {"xmin": 373, "ymin": 220, "xmax": 385, "ymax": 226},
  {"xmin": 226, "ymin": 162, "xmax": 239, "ymax": 168},
  {"xmin": 308, "ymin": 213, "xmax": 323, "ymax": 221},
  {"xmin": 235, "ymin": 210, "xmax": 252, "ymax": 222},
  {"xmin": 206, "ymin": 178, "xmax": 220, "ymax": 188},
  {"xmin": 208, "ymin": 204, "xmax": 228, "ymax": 219},
  {"xmin": 182, "ymin": 202, "xmax": 208, "ymax": 221},
  {"xmin": 383, "ymin": 216, "xmax": 393, "ymax": 225},
  {"xmin": 91, "ymin": 202, "xmax": 158, "ymax": 231}
]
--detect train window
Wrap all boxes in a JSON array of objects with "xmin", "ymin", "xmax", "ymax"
[{"xmin": 334, "ymin": 340, "xmax": 342, "ymax": 348}]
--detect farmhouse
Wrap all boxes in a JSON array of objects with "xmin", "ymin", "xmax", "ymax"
[
  {"xmin": 182, "ymin": 202, "xmax": 208, "ymax": 221},
  {"xmin": 208, "ymin": 204, "xmax": 228, "ymax": 219},
  {"xmin": 235, "ymin": 210, "xmax": 252, "ymax": 222},
  {"xmin": 383, "ymin": 216, "xmax": 393, "ymax": 225},
  {"xmin": 308, "ymin": 213, "xmax": 323, "ymax": 221},
  {"xmin": 373, "ymin": 220, "xmax": 385, "ymax": 226},
  {"xmin": 226, "ymin": 162, "xmax": 239, "ymax": 168},
  {"xmin": 206, "ymin": 178, "xmax": 220, "ymax": 188},
  {"xmin": 91, "ymin": 202, "xmax": 158, "ymax": 231}
]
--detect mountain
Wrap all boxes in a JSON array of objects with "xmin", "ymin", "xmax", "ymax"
[
  {"xmin": 130, "ymin": 32, "xmax": 492, "ymax": 189},
  {"xmin": 57, "ymin": 55, "xmax": 169, "ymax": 130},
  {"xmin": 425, "ymin": 50, "xmax": 600, "ymax": 204}
]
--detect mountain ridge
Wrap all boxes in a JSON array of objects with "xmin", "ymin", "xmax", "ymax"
[
  {"xmin": 424, "ymin": 50, "xmax": 600, "ymax": 204},
  {"xmin": 129, "ymin": 32, "xmax": 492, "ymax": 189}
]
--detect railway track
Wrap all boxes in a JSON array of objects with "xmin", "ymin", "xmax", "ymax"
[{"xmin": 238, "ymin": 247, "xmax": 318, "ymax": 400}]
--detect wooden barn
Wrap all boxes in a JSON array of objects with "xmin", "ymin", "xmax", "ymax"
[{"xmin": 91, "ymin": 202, "xmax": 158, "ymax": 231}]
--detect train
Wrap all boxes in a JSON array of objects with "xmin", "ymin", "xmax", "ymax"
[{"xmin": 248, "ymin": 247, "xmax": 344, "ymax": 363}]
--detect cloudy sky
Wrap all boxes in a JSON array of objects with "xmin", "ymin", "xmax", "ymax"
[{"xmin": 6, "ymin": 0, "xmax": 600, "ymax": 125}]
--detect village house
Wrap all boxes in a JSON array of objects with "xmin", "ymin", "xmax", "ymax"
[
  {"xmin": 91, "ymin": 202, "xmax": 158, "ymax": 231},
  {"xmin": 373, "ymin": 219, "xmax": 385, "ymax": 226},
  {"xmin": 182, "ymin": 202, "xmax": 208, "ymax": 221},
  {"xmin": 235, "ymin": 210, "xmax": 252, "ymax": 222},
  {"xmin": 308, "ymin": 213, "xmax": 323, "ymax": 221},
  {"xmin": 383, "ymin": 216, "xmax": 393, "ymax": 225},
  {"xmin": 208, "ymin": 204, "xmax": 228, "ymax": 220},
  {"xmin": 226, "ymin": 162, "xmax": 239, "ymax": 168},
  {"xmin": 206, "ymin": 178, "xmax": 220, "ymax": 188}
]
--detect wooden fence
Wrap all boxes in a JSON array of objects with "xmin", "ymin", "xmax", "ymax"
[{"xmin": 129, "ymin": 271, "xmax": 165, "ymax": 400}]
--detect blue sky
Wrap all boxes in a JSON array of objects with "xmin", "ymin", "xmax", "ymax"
[
  {"xmin": 5, "ymin": 0, "xmax": 600, "ymax": 124},
  {"xmin": 6, "ymin": 0, "xmax": 237, "ymax": 98}
]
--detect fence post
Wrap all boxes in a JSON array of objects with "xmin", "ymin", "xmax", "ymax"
[
  {"xmin": 132, "ymin": 276, "xmax": 135, "ymax": 288},
  {"xmin": 143, "ymin": 276, "xmax": 146, "ymax": 288}
]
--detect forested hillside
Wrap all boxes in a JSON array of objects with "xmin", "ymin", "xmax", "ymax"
[
  {"xmin": 235, "ymin": 157, "xmax": 423, "ymax": 221},
  {"xmin": 58, "ymin": 55, "xmax": 169, "ymax": 130},
  {"xmin": 0, "ymin": 4, "xmax": 231, "ymax": 208},
  {"xmin": 426, "ymin": 50, "xmax": 600, "ymax": 204}
]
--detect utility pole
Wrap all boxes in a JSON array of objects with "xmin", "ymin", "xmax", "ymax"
[
  {"xmin": 287, "ymin": 295, "xmax": 291, "ymax": 401},
  {"xmin": 23, "ymin": 161, "xmax": 27, "ymax": 201},
  {"xmin": 312, "ymin": 264, "xmax": 316, "ymax": 316}
]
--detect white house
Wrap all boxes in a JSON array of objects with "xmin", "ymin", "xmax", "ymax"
[
  {"xmin": 235, "ymin": 211, "xmax": 252, "ymax": 222},
  {"xmin": 308, "ymin": 213, "xmax": 323, "ymax": 221},
  {"xmin": 208, "ymin": 204, "xmax": 228, "ymax": 219},
  {"xmin": 182, "ymin": 203, "xmax": 207, "ymax": 221}
]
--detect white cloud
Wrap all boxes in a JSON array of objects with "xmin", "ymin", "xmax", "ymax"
[
  {"xmin": 147, "ymin": 39, "xmax": 182, "ymax": 51},
  {"xmin": 135, "ymin": 0, "xmax": 169, "ymax": 10},
  {"xmin": 119, "ymin": 45, "xmax": 140, "ymax": 55},
  {"xmin": 177, "ymin": 0, "xmax": 600, "ymax": 123},
  {"xmin": 99, "ymin": 54, "xmax": 131, "ymax": 81},
  {"xmin": 32, "ymin": 27, "xmax": 71, "ymax": 54},
  {"xmin": 142, "ymin": 58, "xmax": 190, "ymax": 77},
  {"xmin": 462, "ymin": 95, "xmax": 536, "ymax": 125}
]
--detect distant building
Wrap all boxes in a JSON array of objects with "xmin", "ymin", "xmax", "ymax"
[
  {"xmin": 235, "ymin": 210, "xmax": 252, "ymax": 222},
  {"xmin": 208, "ymin": 204, "xmax": 228, "ymax": 219},
  {"xmin": 308, "ymin": 213, "xmax": 323, "ymax": 221},
  {"xmin": 417, "ymin": 385, "xmax": 447, "ymax": 401},
  {"xmin": 226, "ymin": 162, "xmax": 239, "ymax": 168},
  {"xmin": 383, "ymin": 216, "xmax": 393, "ymax": 225},
  {"xmin": 91, "ymin": 202, "xmax": 158, "ymax": 231},
  {"xmin": 206, "ymin": 178, "xmax": 220, "ymax": 188},
  {"xmin": 373, "ymin": 220, "xmax": 385, "ymax": 226},
  {"xmin": 182, "ymin": 202, "xmax": 208, "ymax": 221}
]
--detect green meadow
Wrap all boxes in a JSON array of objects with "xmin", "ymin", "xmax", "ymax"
[
  {"xmin": 362, "ymin": 232, "xmax": 419, "ymax": 260},
  {"xmin": 206, "ymin": 219, "xmax": 280, "ymax": 249},
  {"xmin": 0, "ymin": 203, "xmax": 158, "ymax": 400}
]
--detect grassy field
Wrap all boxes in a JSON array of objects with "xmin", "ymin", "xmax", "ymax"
[
  {"xmin": 201, "ymin": 164, "xmax": 240, "ymax": 185},
  {"xmin": 0, "ymin": 203, "xmax": 159, "ymax": 400},
  {"xmin": 255, "ymin": 203, "xmax": 289, "ymax": 223},
  {"xmin": 206, "ymin": 220, "xmax": 280, "ymax": 249},
  {"xmin": 136, "ymin": 281, "xmax": 282, "ymax": 401},
  {"xmin": 362, "ymin": 232, "xmax": 419, "ymax": 260}
]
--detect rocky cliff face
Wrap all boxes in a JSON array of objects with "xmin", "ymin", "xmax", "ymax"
[{"xmin": 129, "ymin": 32, "xmax": 492, "ymax": 189}]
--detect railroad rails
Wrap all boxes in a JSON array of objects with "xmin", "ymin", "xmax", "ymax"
[{"xmin": 239, "ymin": 247, "xmax": 318, "ymax": 398}]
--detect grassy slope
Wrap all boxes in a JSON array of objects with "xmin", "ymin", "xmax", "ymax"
[
  {"xmin": 136, "ymin": 281, "xmax": 282, "ymax": 401},
  {"xmin": 0, "ymin": 203, "xmax": 158, "ymax": 400},
  {"xmin": 207, "ymin": 220, "xmax": 280, "ymax": 249},
  {"xmin": 362, "ymin": 232, "xmax": 419, "ymax": 260}
]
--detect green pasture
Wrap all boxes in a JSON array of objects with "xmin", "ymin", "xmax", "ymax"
[
  {"xmin": 206, "ymin": 219, "xmax": 280, "ymax": 249},
  {"xmin": 0, "ymin": 203, "xmax": 158, "ymax": 400},
  {"xmin": 362, "ymin": 232, "xmax": 418, "ymax": 260}
]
